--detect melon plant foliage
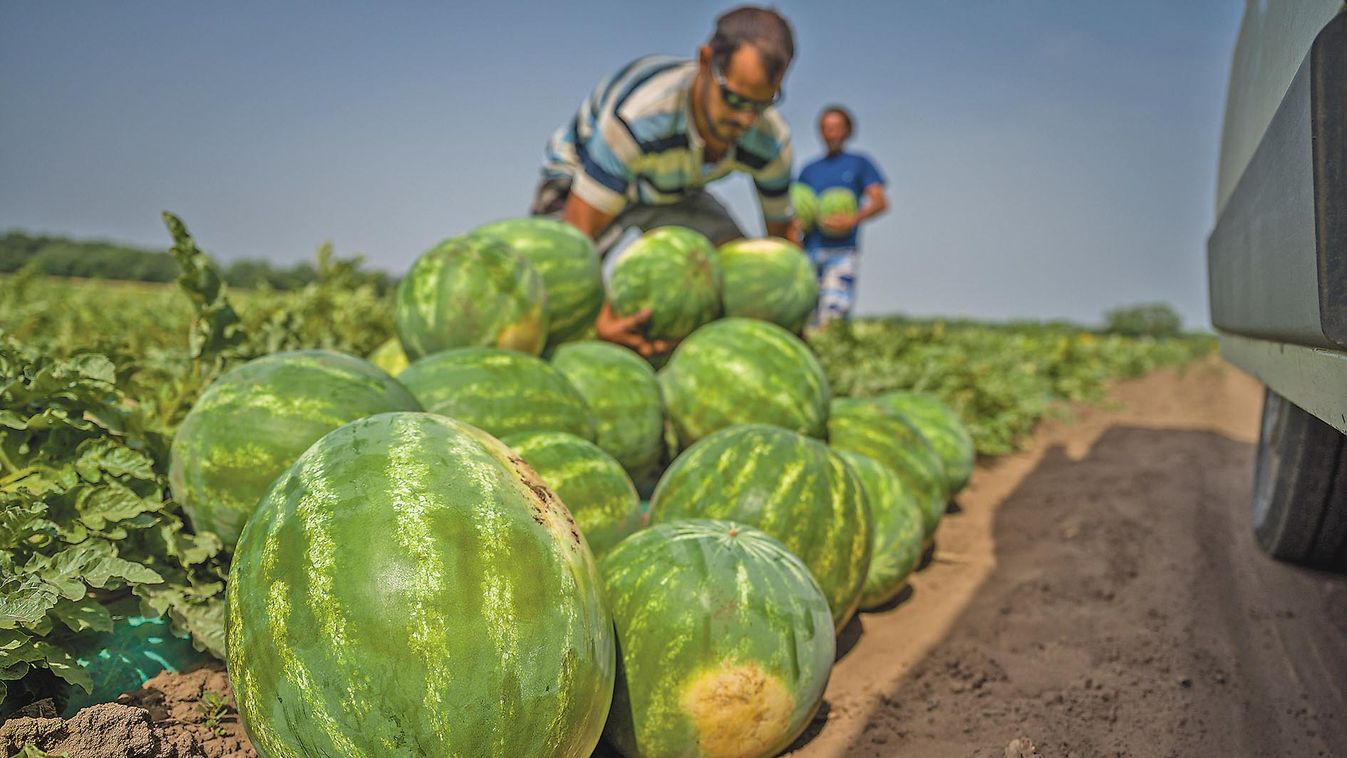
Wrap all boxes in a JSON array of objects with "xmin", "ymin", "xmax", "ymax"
[{"xmin": 0, "ymin": 334, "xmax": 227, "ymax": 714}]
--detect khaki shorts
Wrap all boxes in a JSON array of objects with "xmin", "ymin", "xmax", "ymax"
[{"xmin": 530, "ymin": 176, "xmax": 744, "ymax": 258}]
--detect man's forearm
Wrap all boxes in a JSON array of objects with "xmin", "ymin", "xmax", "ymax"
[
  {"xmin": 765, "ymin": 218, "xmax": 799, "ymax": 246},
  {"xmin": 562, "ymin": 192, "xmax": 618, "ymax": 248},
  {"xmin": 856, "ymin": 186, "xmax": 889, "ymax": 224}
]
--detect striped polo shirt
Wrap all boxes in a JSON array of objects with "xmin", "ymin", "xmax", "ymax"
[{"xmin": 542, "ymin": 55, "xmax": 794, "ymax": 223}]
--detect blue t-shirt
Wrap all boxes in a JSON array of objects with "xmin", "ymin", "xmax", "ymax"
[{"xmin": 798, "ymin": 150, "xmax": 886, "ymax": 250}]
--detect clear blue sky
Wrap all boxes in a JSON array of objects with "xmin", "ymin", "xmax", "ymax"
[{"xmin": 0, "ymin": 1, "xmax": 1243, "ymax": 327}]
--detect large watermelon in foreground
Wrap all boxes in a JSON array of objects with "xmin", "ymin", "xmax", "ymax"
[
  {"xmin": 873, "ymin": 391, "xmax": 976, "ymax": 495},
  {"xmin": 226, "ymin": 412, "xmax": 615, "ymax": 757},
  {"xmin": 836, "ymin": 450, "xmax": 926, "ymax": 610},
  {"xmin": 717, "ymin": 237, "xmax": 818, "ymax": 334},
  {"xmin": 471, "ymin": 217, "xmax": 604, "ymax": 349},
  {"xmin": 649, "ymin": 425, "xmax": 871, "ymax": 631},
  {"xmin": 550, "ymin": 341, "xmax": 665, "ymax": 495},
  {"xmin": 394, "ymin": 235, "xmax": 547, "ymax": 359},
  {"xmin": 828, "ymin": 398, "xmax": 946, "ymax": 540},
  {"xmin": 660, "ymin": 318, "xmax": 830, "ymax": 449},
  {"xmin": 504, "ymin": 431, "xmax": 643, "ymax": 559},
  {"xmin": 608, "ymin": 226, "xmax": 722, "ymax": 342},
  {"xmin": 399, "ymin": 347, "xmax": 597, "ymax": 442},
  {"xmin": 169, "ymin": 350, "xmax": 421, "ymax": 548},
  {"xmin": 600, "ymin": 520, "xmax": 834, "ymax": 758}
]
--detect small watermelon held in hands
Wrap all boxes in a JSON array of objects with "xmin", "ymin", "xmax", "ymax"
[
  {"xmin": 791, "ymin": 182, "xmax": 818, "ymax": 232},
  {"xmin": 608, "ymin": 226, "xmax": 722, "ymax": 343}
]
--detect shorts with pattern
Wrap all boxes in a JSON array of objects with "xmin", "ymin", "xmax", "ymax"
[{"xmin": 807, "ymin": 246, "xmax": 859, "ymax": 328}]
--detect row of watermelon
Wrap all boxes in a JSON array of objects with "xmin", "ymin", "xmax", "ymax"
[
  {"xmin": 393, "ymin": 218, "xmax": 820, "ymax": 363},
  {"xmin": 169, "ymin": 221, "xmax": 975, "ymax": 756}
]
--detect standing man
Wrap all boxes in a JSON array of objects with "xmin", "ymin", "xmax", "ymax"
[
  {"xmin": 531, "ymin": 6, "xmax": 798, "ymax": 357},
  {"xmin": 798, "ymin": 105, "xmax": 889, "ymax": 328}
]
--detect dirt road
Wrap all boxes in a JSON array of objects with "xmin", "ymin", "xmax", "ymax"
[{"xmin": 790, "ymin": 360, "xmax": 1347, "ymax": 757}]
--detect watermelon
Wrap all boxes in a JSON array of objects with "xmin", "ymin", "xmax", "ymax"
[
  {"xmin": 660, "ymin": 318, "xmax": 830, "ymax": 449},
  {"xmin": 398, "ymin": 347, "xmax": 597, "ymax": 442},
  {"xmin": 649, "ymin": 424, "xmax": 871, "ymax": 631},
  {"xmin": 835, "ymin": 450, "xmax": 925, "ymax": 610},
  {"xmin": 828, "ymin": 398, "xmax": 947, "ymax": 540},
  {"xmin": 600, "ymin": 520, "xmax": 834, "ymax": 758},
  {"xmin": 169, "ymin": 350, "xmax": 420, "ymax": 548},
  {"xmin": 608, "ymin": 226, "xmax": 722, "ymax": 342},
  {"xmin": 226, "ymin": 412, "xmax": 614, "ymax": 756},
  {"xmin": 791, "ymin": 182, "xmax": 818, "ymax": 232},
  {"xmin": 470, "ymin": 217, "xmax": 604, "ymax": 349},
  {"xmin": 394, "ymin": 235, "xmax": 547, "ymax": 360},
  {"xmin": 367, "ymin": 336, "xmax": 409, "ymax": 377},
  {"xmin": 717, "ymin": 237, "xmax": 819, "ymax": 334},
  {"xmin": 550, "ymin": 341, "xmax": 665, "ymax": 495},
  {"xmin": 817, "ymin": 187, "xmax": 858, "ymax": 235},
  {"xmin": 503, "ymin": 431, "xmax": 643, "ymax": 559},
  {"xmin": 873, "ymin": 391, "xmax": 976, "ymax": 495}
]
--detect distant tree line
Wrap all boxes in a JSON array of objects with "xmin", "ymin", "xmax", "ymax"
[{"xmin": 0, "ymin": 230, "xmax": 394, "ymax": 292}]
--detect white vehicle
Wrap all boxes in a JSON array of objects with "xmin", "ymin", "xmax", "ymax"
[{"xmin": 1208, "ymin": 1, "xmax": 1345, "ymax": 569}]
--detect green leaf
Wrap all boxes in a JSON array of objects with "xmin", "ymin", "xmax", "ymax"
[
  {"xmin": 49, "ymin": 596, "xmax": 113, "ymax": 634},
  {"xmin": 31, "ymin": 639, "xmax": 91, "ymax": 693},
  {"xmin": 73, "ymin": 439, "xmax": 156, "ymax": 483},
  {"xmin": 0, "ymin": 576, "xmax": 61, "ymax": 629},
  {"xmin": 15, "ymin": 744, "xmax": 65, "ymax": 758},
  {"xmin": 74, "ymin": 480, "xmax": 161, "ymax": 529}
]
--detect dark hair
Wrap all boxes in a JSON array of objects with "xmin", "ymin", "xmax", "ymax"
[
  {"xmin": 819, "ymin": 105, "xmax": 855, "ymax": 136},
  {"xmin": 708, "ymin": 6, "xmax": 795, "ymax": 82}
]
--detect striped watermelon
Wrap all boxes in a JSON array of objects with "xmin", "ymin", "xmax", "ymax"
[
  {"xmin": 367, "ymin": 336, "xmax": 409, "ymax": 377},
  {"xmin": 608, "ymin": 226, "xmax": 722, "ymax": 342},
  {"xmin": 649, "ymin": 425, "xmax": 871, "ymax": 631},
  {"xmin": 471, "ymin": 218, "xmax": 604, "ymax": 349},
  {"xmin": 818, "ymin": 187, "xmax": 858, "ymax": 237},
  {"xmin": 828, "ymin": 398, "xmax": 946, "ymax": 540},
  {"xmin": 835, "ymin": 450, "xmax": 925, "ymax": 610},
  {"xmin": 791, "ymin": 182, "xmax": 818, "ymax": 232},
  {"xmin": 394, "ymin": 235, "xmax": 547, "ymax": 359},
  {"xmin": 717, "ymin": 238, "xmax": 819, "ymax": 334},
  {"xmin": 168, "ymin": 350, "xmax": 420, "ymax": 548},
  {"xmin": 600, "ymin": 520, "xmax": 834, "ymax": 758},
  {"xmin": 503, "ymin": 431, "xmax": 642, "ymax": 559},
  {"xmin": 226, "ymin": 412, "xmax": 614, "ymax": 756},
  {"xmin": 660, "ymin": 318, "xmax": 830, "ymax": 449},
  {"xmin": 873, "ymin": 391, "xmax": 976, "ymax": 495},
  {"xmin": 398, "ymin": 347, "xmax": 597, "ymax": 442},
  {"xmin": 550, "ymin": 341, "xmax": 665, "ymax": 495}
]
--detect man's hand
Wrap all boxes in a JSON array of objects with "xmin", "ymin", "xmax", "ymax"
[
  {"xmin": 595, "ymin": 302, "xmax": 675, "ymax": 358},
  {"xmin": 818, "ymin": 212, "xmax": 858, "ymax": 237}
]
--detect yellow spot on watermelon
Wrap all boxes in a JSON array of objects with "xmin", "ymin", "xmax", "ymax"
[{"xmin": 681, "ymin": 661, "xmax": 793, "ymax": 758}]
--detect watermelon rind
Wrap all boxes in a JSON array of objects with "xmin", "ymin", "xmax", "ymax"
[{"xmin": 717, "ymin": 237, "xmax": 819, "ymax": 334}]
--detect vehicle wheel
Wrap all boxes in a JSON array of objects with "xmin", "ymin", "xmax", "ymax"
[{"xmin": 1251, "ymin": 388, "xmax": 1347, "ymax": 570}]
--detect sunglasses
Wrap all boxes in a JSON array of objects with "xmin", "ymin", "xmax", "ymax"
[{"xmin": 711, "ymin": 63, "xmax": 783, "ymax": 114}]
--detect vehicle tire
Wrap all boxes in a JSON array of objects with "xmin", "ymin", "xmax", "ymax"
[{"xmin": 1251, "ymin": 387, "xmax": 1347, "ymax": 570}]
